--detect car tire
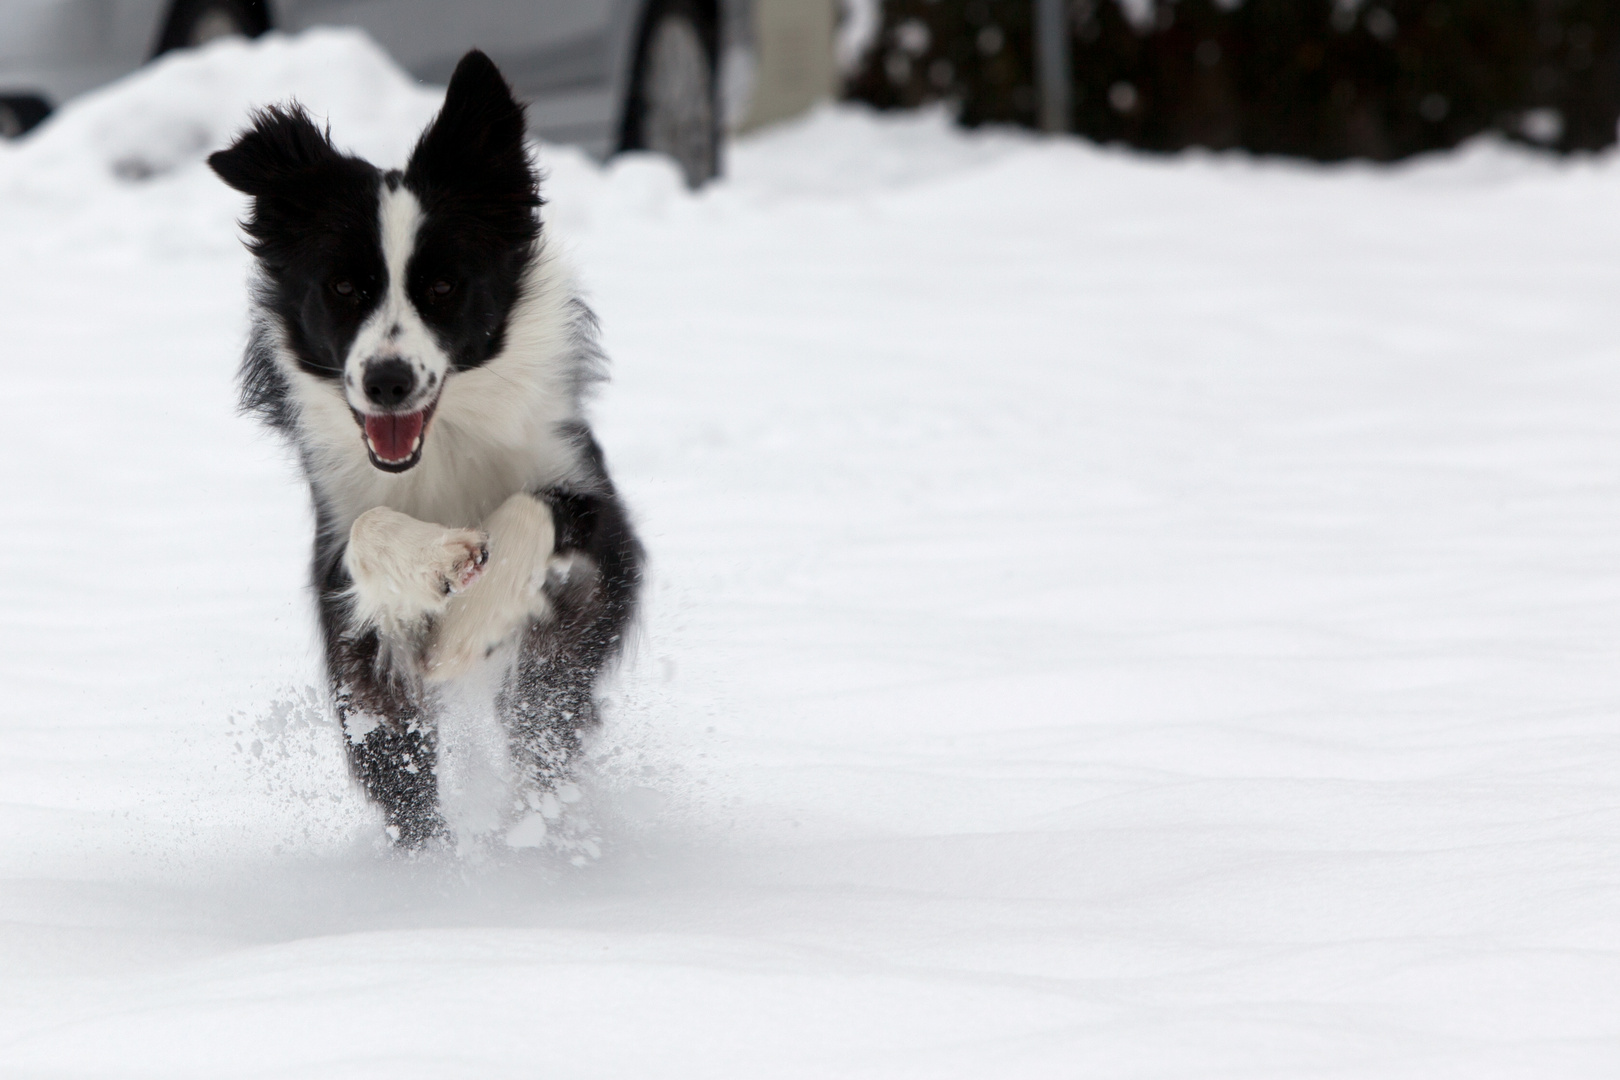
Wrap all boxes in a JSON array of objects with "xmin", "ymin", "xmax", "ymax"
[
  {"xmin": 157, "ymin": 0, "xmax": 260, "ymax": 54},
  {"xmin": 622, "ymin": 0, "xmax": 720, "ymax": 188},
  {"xmin": 0, "ymin": 96, "xmax": 51, "ymax": 138}
]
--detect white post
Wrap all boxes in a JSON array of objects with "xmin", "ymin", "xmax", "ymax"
[
  {"xmin": 1035, "ymin": 0, "xmax": 1072, "ymax": 133},
  {"xmin": 737, "ymin": 0, "xmax": 839, "ymax": 133}
]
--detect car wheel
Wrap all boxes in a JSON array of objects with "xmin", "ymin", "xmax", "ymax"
[
  {"xmin": 624, "ymin": 1, "xmax": 719, "ymax": 188},
  {"xmin": 0, "ymin": 96, "xmax": 51, "ymax": 139},
  {"xmin": 158, "ymin": 0, "xmax": 259, "ymax": 54}
]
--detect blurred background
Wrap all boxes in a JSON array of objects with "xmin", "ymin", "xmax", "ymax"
[
  {"xmin": 850, "ymin": 0, "xmax": 1620, "ymax": 157},
  {"xmin": 6, "ymin": 0, "xmax": 1619, "ymax": 176}
]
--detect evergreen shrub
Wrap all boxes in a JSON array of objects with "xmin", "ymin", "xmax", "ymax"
[{"xmin": 845, "ymin": 1, "xmax": 1620, "ymax": 159}]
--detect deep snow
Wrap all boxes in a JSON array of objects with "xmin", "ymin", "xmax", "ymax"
[{"xmin": 1, "ymin": 29, "xmax": 1618, "ymax": 1078}]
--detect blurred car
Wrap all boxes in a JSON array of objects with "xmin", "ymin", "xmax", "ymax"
[{"xmin": 0, "ymin": 0, "xmax": 752, "ymax": 185}]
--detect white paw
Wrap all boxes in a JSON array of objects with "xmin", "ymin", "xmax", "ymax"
[
  {"xmin": 344, "ymin": 507, "xmax": 490, "ymax": 633},
  {"xmin": 425, "ymin": 494, "xmax": 555, "ymax": 683},
  {"xmin": 430, "ymin": 529, "xmax": 490, "ymax": 596}
]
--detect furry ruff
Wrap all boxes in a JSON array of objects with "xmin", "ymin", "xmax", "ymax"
[{"xmin": 210, "ymin": 51, "xmax": 643, "ymax": 847}]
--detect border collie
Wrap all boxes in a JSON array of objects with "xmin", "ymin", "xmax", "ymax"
[{"xmin": 209, "ymin": 51, "xmax": 642, "ymax": 847}]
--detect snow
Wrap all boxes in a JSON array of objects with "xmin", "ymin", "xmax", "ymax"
[{"xmin": 2, "ymin": 28, "xmax": 1619, "ymax": 1077}]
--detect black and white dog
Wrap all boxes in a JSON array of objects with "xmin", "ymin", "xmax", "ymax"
[{"xmin": 209, "ymin": 51, "xmax": 642, "ymax": 847}]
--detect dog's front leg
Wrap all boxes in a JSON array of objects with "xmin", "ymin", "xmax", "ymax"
[
  {"xmin": 344, "ymin": 507, "xmax": 491, "ymax": 640},
  {"xmin": 426, "ymin": 493, "xmax": 555, "ymax": 682}
]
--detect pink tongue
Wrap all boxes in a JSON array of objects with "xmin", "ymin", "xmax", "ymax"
[{"xmin": 364, "ymin": 411, "xmax": 424, "ymax": 462}]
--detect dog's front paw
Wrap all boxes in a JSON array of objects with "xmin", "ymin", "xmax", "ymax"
[
  {"xmin": 433, "ymin": 530, "xmax": 490, "ymax": 596},
  {"xmin": 423, "ymin": 494, "xmax": 555, "ymax": 683},
  {"xmin": 346, "ymin": 508, "xmax": 491, "ymax": 632}
]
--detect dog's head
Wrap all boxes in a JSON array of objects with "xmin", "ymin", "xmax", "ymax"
[{"xmin": 210, "ymin": 51, "xmax": 539, "ymax": 472}]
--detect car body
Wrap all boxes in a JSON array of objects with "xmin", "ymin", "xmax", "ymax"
[{"xmin": 0, "ymin": 0, "xmax": 753, "ymax": 179}]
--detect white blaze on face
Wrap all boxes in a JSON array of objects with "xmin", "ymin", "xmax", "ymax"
[{"xmin": 342, "ymin": 183, "xmax": 451, "ymax": 417}]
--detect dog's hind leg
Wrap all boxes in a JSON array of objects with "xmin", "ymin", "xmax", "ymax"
[
  {"xmin": 340, "ymin": 706, "xmax": 443, "ymax": 846},
  {"xmin": 499, "ymin": 454, "xmax": 644, "ymax": 799}
]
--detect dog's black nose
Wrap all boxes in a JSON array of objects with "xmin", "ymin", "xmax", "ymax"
[{"xmin": 362, "ymin": 359, "xmax": 416, "ymax": 407}]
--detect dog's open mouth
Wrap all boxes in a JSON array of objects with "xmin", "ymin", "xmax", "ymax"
[{"xmin": 356, "ymin": 398, "xmax": 439, "ymax": 473}]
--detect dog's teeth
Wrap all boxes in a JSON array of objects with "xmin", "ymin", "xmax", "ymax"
[{"xmin": 411, "ymin": 435, "xmax": 421, "ymax": 453}]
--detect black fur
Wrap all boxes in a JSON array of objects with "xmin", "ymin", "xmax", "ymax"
[
  {"xmin": 210, "ymin": 52, "xmax": 542, "ymax": 398},
  {"xmin": 212, "ymin": 52, "xmax": 642, "ymax": 846},
  {"xmin": 212, "ymin": 106, "xmax": 385, "ymax": 383},
  {"xmin": 400, "ymin": 50, "xmax": 541, "ymax": 373}
]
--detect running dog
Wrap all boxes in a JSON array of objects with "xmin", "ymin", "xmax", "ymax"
[{"xmin": 209, "ymin": 51, "xmax": 642, "ymax": 846}]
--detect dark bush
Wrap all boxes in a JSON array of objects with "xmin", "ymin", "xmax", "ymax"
[{"xmin": 844, "ymin": 0, "xmax": 1620, "ymax": 159}]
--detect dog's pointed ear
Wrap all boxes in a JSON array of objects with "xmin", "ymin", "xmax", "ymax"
[
  {"xmin": 209, "ymin": 105, "xmax": 341, "ymax": 197},
  {"xmin": 405, "ymin": 50, "xmax": 536, "ymax": 206}
]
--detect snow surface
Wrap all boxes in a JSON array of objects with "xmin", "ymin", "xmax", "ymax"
[{"xmin": 2, "ymin": 28, "xmax": 1619, "ymax": 1078}]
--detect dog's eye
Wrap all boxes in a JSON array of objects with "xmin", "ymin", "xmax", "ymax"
[
  {"xmin": 431, "ymin": 280, "xmax": 454, "ymax": 298},
  {"xmin": 331, "ymin": 279, "xmax": 356, "ymax": 298}
]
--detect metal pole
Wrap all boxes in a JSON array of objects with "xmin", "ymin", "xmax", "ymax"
[{"xmin": 1035, "ymin": 0, "xmax": 1072, "ymax": 133}]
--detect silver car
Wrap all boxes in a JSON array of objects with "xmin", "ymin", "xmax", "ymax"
[{"xmin": 0, "ymin": 0, "xmax": 752, "ymax": 185}]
